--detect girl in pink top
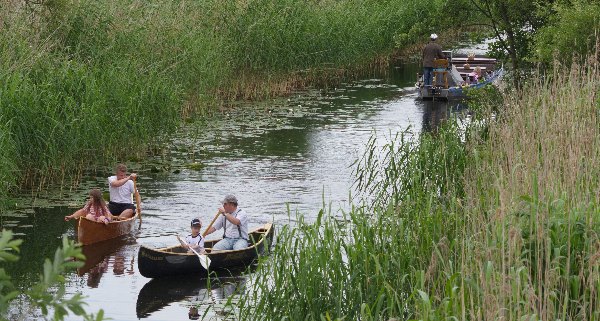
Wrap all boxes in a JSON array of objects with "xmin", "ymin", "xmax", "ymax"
[{"xmin": 65, "ymin": 189, "xmax": 114, "ymax": 225}]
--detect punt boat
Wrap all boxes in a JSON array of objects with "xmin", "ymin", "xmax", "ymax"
[{"xmin": 417, "ymin": 51, "xmax": 503, "ymax": 100}]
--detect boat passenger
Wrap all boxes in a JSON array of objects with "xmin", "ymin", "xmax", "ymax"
[
  {"xmin": 204, "ymin": 194, "xmax": 249, "ymax": 251},
  {"xmin": 422, "ymin": 33, "xmax": 445, "ymax": 87},
  {"xmin": 184, "ymin": 218, "xmax": 206, "ymax": 254},
  {"xmin": 108, "ymin": 163, "xmax": 137, "ymax": 219},
  {"xmin": 468, "ymin": 66, "xmax": 482, "ymax": 83},
  {"xmin": 64, "ymin": 189, "xmax": 114, "ymax": 225}
]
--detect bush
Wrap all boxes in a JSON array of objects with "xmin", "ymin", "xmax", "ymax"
[
  {"xmin": 533, "ymin": 1, "xmax": 600, "ymax": 64},
  {"xmin": 0, "ymin": 230, "xmax": 104, "ymax": 321}
]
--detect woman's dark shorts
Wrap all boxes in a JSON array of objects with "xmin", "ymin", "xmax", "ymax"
[{"xmin": 108, "ymin": 202, "xmax": 136, "ymax": 215}]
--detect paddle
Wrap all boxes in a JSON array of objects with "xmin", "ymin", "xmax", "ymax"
[
  {"xmin": 132, "ymin": 175, "xmax": 142, "ymax": 224},
  {"xmin": 202, "ymin": 211, "xmax": 221, "ymax": 237},
  {"xmin": 177, "ymin": 235, "xmax": 211, "ymax": 270}
]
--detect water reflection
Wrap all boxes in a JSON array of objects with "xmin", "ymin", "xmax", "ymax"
[
  {"xmin": 78, "ymin": 237, "xmax": 132, "ymax": 276},
  {"xmin": 419, "ymin": 100, "xmax": 468, "ymax": 134},
  {"xmin": 80, "ymin": 240, "xmax": 137, "ymax": 289},
  {"xmin": 136, "ymin": 274, "xmax": 246, "ymax": 319},
  {"xmin": 86, "ymin": 258, "xmax": 108, "ymax": 288},
  {"xmin": 188, "ymin": 306, "xmax": 200, "ymax": 320}
]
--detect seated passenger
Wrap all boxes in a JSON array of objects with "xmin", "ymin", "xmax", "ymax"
[
  {"xmin": 64, "ymin": 189, "xmax": 114, "ymax": 225},
  {"xmin": 204, "ymin": 195, "xmax": 249, "ymax": 251},
  {"xmin": 184, "ymin": 218, "xmax": 206, "ymax": 254},
  {"xmin": 108, "ymin": 163, "xmax": 137, "ymax": 219},
  {"xmin": 468, "ymin": 66, "xmax": 483, "ymax": 83}
]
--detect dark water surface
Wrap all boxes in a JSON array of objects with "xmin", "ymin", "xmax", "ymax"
[{"xmin": 3, "ymin": 62, "xmax": 463, "ymax": 320}]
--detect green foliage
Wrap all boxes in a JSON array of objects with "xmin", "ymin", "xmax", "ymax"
[
  {"xmin": 533, "ymin": 1, "xmax": 600, "ymax": 64},
  {"xmin": 0, "ymin": 118, "xmax": 17, "ymax": 199},
  {"xmin": 465, "ymin": 84, "xmax": 504, "ymax": 116},
  {"xmin": 458, "ymin": 0, "xmax": 556, "ymax": 87},
  {"xmin": 0, "ymin": 230, "xmax": 104, "ymax": 321},
  {"xmin": 0, "ymin": 0, "xmax": 454, "ymax": 196},
  {"xmin": 233, "ymin": 52, "xmax": 600, "ymax": 320},
  {"xmin": 235, "ymin": 123, "xmax": 467, "ymax": 320},
  {"xmin": 0, "ymin": 231, "xmax": 22, "ymax": 315}
]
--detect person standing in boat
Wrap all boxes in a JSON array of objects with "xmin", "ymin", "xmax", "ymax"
[
  {"xmin": 422, "ymin": 33, "xmax": 445, "ymax": 87},
  {"xmin": 108, "ymin": 163, "xmax": 137, "ymax": 219},
  {"xmin": 204, "ymin": 194, "xmax": 249, "ymax": 251}
]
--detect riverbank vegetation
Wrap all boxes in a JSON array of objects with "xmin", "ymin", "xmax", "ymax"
[
  {"xmin": 0, "ymin": 230, "xmax": 104, "ymax": 320},
  {"xmin": 233, "ymin": 50, "xmax": 600, "ymax": 319},
  {"xmin": 0, "ymin": 0, "xmax": 460, "ymax": 201},
  {"xmin": 463, "ymin": 0, "xmax": 600, "ymax": 87}
]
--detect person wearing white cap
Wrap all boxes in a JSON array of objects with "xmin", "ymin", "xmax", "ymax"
[
  {"xmin": 204, "ymin": 194, "xmax": 249, "ymax": 251},
  {"xmin": 422, "ymin": 33, "xmax": 446, "ymax": 87}
]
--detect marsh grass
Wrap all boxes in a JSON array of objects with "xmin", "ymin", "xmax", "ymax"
[
  {"xmin": 0, "ymin": 0, "xmax": 456, "ymax": 196},
  {"xmin": 233, "ymin": 54, "xmax": 600, "ymax": 320}
]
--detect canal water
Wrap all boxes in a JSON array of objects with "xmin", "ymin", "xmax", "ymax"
[{"xmin": 3, "ymin": 61, "xmax": 464, "ymax": 320}]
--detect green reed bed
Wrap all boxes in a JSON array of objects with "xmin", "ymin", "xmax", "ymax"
[
  {"xmin": 453, "ymin": 57, "xmax": 600, "ymax": 320},
  {"xmin": 0, "ymin": 0, "xmax": 453, "ymax": 198},
  {"xmin": 233, "ymin": 57, "xmax": 600, "ymax": 320},
  {"xmin": 233, "ymin": 125, "xmax": 468, "ymax": 320}
]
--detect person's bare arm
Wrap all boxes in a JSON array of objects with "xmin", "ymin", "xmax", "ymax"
[
  {"xmin": 110, "ymin": 173, "xmax": 137, "ymax": 187},
  {"xmin": 64, "ymin": 208, "xmax": 85, "ymax": 221}
]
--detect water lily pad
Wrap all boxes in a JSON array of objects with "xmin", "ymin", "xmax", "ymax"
[{"xmin": 185, "ymin": 162, "xmax": 205, "ymax": 171}]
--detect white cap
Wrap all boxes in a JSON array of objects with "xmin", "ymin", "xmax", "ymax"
[{"xmin": 430, "ymin": 33, "xmax": 438, "ymax": 40}]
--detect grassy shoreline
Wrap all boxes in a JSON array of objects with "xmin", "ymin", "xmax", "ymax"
[
  {"xmin": 0, "ymin": 0, "xmax": 456, "ymax": 200},
  {"xmin": 232, "ymin": 55, "xmax": 600, "ymax": 320}
]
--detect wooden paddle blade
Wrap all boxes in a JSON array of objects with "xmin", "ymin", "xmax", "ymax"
[
  {"xmin": 188, "ymin": 245, "xmax": 210, "ymax": 270},
  {"xmin": 198, "ymin": 254, "xmax": 211, "ymax": 270}
]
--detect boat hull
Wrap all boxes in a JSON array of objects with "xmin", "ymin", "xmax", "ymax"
[
  {"xmin": 77, "ymin": 215, "xmax": 139, "ymax": 246},
  {"xmin": 138, "ymin": 223, "xmax": 274, "ymax": 278}
]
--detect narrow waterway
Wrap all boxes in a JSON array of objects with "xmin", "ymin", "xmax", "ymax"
[{"xmin": 3, "ymin": 61, "xmax": 465, "ymax": 320}]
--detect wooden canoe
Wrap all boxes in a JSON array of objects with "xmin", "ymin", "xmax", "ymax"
[
  {"xmin": 138, "ymin": 223, "xmax": 274, "ymax": 278},
  {"xmin": 76, "ymin": 179, "xmax": 142, "ymax": 245},
  {"xmin": 76, "ymin": 214, "xmax": 139, "ymax": 245}
]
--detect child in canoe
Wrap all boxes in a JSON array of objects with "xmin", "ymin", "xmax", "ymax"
[
  {"xmin": 64, "ymin": 189, "xmax": 115, "ymax": 225},
  {"xmin": 179, "ymin": 218, "xmax": 206, "ymax": 254}
]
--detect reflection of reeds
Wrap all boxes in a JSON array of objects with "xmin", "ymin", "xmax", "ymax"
[
  {"xmin": 0, "ymin": 0, "xmax": 448, "ymax": 195},
  {"xmin": 234, "ymin": 52, "xmax": 600, "ymax": 320}
]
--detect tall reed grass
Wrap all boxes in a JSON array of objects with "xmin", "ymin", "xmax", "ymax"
[
  {"xmin": 0, "ymin": 0, "xmax": 453, "ymax": 197},
  {"xmin": 233, "ymin": 54, "xmax": 600, "ymax": 320}
]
